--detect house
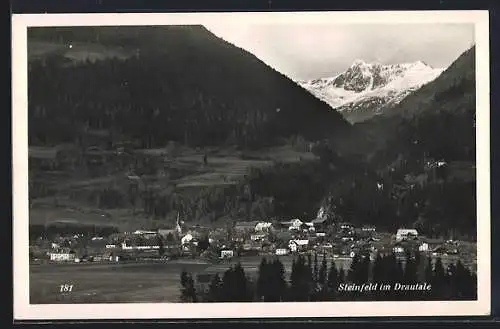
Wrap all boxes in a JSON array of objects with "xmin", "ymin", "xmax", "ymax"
[
  {"xmin": 396, "ymin": 229, "xmax": 419, "ymax": 241},
  {"xmin": 339, "ymin": 223, "xmax": 355, "ymax": 232},
  {"xmin": 133, "ymin": 230, "xmax": 157, "ymax": 237},
  {"xmin": 275, "ymin": 248, "xmax": 289, "ymax": 256},
  {"xmin": 393, "ymin": 246, "xmax": 405, "ymax": 253},
  {"xmin": 49, "ymin": 250, "xmax": 76, "ymax": 262},
  {"xmin": 362, "ymin": 225, "xmax": 376, "ymax": 232},
  {"xmin": 121, "ymin": 241, "xmax": 160, "ymax": 251},
  {"xmin": 255, "ymin": 222, "xmax": 273, "ymax": 232},
  {"xmin": 220, "ymin": 250, "xmax": 234, "ymax": 259},
  {"xmin": 282, "ymin": 218, "xmax": 303, "ymax": 231},
  {"xmin": 304, "ymin": 222, "xmax": 315, "ymax": 230},
  {"xmin": 288, "ymin": 239, "xmax": 309, "ymax": 252},
  {"xmin": 418, "ymin": 242, "xmax": 430, "ymax": 252},
  {"xmin": 250, "ymin": 234, "xmax": 266, "ymax": 241},
  {"xmin": 181, "ymin": 233, "xmax": 194, "ymax": 245}
]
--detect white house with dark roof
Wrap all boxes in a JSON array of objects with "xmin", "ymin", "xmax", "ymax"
[
  {"xmin": 396, "ymin": 228, "xmax": 419, "ymax": 241},
  {"xmin": 255, "ymin": 222, "xmax": 273, "ymax": 232},
  {"xmin": 288, "ymin": 239, "xmax": 309, "ymax": 252}
]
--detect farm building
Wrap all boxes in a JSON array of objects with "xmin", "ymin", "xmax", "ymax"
[
  {"xmin": 275, "ymin": 248, "xmax": 289, "ymax": 256},
  {"xmin": 288, "ymin": 239, "xmax": 309, "ymax": 252},
  {"xmin": 396, "ymin": 229, "xmax": 419, "ymax": 241},
  {"xmin": 250, "ymin": 234, "xmax": 266, "ymax": 241},
  {"xmin": 181, "ymin": 233, "xmax": 194, "ymax": 245},
  {"xmin": 220, "ymin": 250, "xmax": 234, "ymax": 259},
  {"xmin": 339, "ymin": 223, "xmax": 355, "ymax": 233},
  {"xmin": 362, "ymin": 225, "xmax": 376, "ymax": 232},
  {"xmin": 255, "ymin": 222, "xmax": 273, "ymax": 232},
  {"xmin": 418, "ymin": 242, "xmax": 430, "ymax": 252},
  {"xmin": 48, "ymin": 249, "xmax": 76, "ymax": 262},
  {"xmin": 286, "ymin": 219, "xmax": 304, "ymax": 231}
]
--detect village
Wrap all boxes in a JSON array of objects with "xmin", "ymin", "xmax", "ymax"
[{"xmin": 29, "ymin": 207, "xmax": 470, "ymax": 269}]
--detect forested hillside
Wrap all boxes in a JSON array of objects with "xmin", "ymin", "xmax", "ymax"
[
  {"xmin": 28, "ymin": 26, "xmax": 350, "ymax": 149},
  {"xmin": 355, "ymin": 46, "xmax": 476, "ymax": 164},
  {"xmin": 27, "ymin": 27, "xmax": 477, "ymax": 240}
]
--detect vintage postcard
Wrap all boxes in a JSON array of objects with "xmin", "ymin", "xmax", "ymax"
[{"xmin": 12, "ymin": 10, "xmax": 491, "ymax": 320}]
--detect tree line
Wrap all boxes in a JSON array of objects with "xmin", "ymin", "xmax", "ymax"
[{"xmin": 180, "ymin": 251, "xmax": 477, "ymax": 302}]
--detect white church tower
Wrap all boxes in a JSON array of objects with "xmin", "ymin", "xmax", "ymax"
[{"xmin": 175, "ymin": 212, "xmax": 182, "ymax": 235}]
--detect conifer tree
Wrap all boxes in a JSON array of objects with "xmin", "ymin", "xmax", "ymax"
[
  {"xmin": 432, "ymin": 257, "xmax": 446, "ymax": 299},
  {"xmin": 454, "ymin": 260, "xmax": 476, "ymax": 300},
  {"xmin": 221, "ymin": 266, "xmax": 235, "ymax": 302},
  {"xmin": 372, "ymin": 253, "xmax": 384, "ymax": 283},
  {"xmin": 318, "ymin": 254, "xmax": 328, "ymax": 287},
  {"xmin": 256, "ymin": 257, "xmax": 269, "ymax": 301},
  {"xmin": 157, "ymin": 234, "xmax": 165, "ymax": 256},
  {"xmin": 348, "ymin": 253, "xmax": 362, "ymax": 283},
  {"xmin": 313, "ymin": 252, "xmax": 319, "ymax": 283},
  {"xmin": 306, "ymin": 253, "xmax": 314, "ymax": 300},
  {"xmin": 291, "ymin": 255, "xmax": 310, "ymax": 301},
  {"xmin": 326, "ymin": 260, "xmax": 338, "ymax": 300},
  {"xmin": 424, "ymin": 256, "xmax": 433, "ymax": 283},
  {"xmin": 206, "ymin": 273, "xmax": 222, "ymax": 302},
  {"xmin": 337, "ymin": 267, "xmax": 346, "ymax": 300},
  {"xmin": 179, "ymin": 270, "xmax": 197, "ymax": 302},
  {"xmin": 290, "ymin": 257, "xmax": 298, "ymax": 299},
  {"xmin": 272, "ymin": 258, "xmax": 287, "ymax": 301},
  {"xmin": 360, "ymin": 254, "xmax": 371, "ymax": 283},
  {"xmin": 233, "ymin": 262, "xmax": 250, "ymax": 301},
  {"xmin": 423, "ymin": 256, "xmax": 434, "ymax": 300},
  {"xmin": 395, "ymin": 260, "xmax": 404, "ymax": 282},
  {"xmin": 403, "ymin": 251, "xmax": 418, "ymax": 284}
]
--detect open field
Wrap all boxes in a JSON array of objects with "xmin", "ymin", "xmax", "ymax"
[
  {"xmin": 29, "ymin": 145, "xmax": 317, "ymax": 230},
  {"xmin": 29, "ymin": 251, "xmax": 471, "ymax": 304},
  {"xmin": 30, "ymin": 255, "xmax": 352, "ymax": 304}
]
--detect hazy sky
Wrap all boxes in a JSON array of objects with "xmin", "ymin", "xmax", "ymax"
[{"xmin": 205, "ymin": 23, "xmax": 475, "ymax": 80}]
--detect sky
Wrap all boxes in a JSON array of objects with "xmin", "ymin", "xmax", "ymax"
[{"xmin": 205, "ymin": 23, "xmax": 475, "ymax": 81}]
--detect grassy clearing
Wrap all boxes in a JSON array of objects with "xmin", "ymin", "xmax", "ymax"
[
  {"xmin": 29, "ymin": 255, "xmax": 350, "ymax": 303},
  {"xmin": 29, "ymin": 145, "xmax": 316, "ymax": 229}
]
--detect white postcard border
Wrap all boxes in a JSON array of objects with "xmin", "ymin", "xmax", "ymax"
[{"xmin": 12, "ymin": 10, "xmax": 491, "ymax": 320}]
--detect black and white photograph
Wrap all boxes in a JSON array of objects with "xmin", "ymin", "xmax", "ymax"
[{"xmin": 12, "ymin": 11, "xmax": 491, "ymax": 319}]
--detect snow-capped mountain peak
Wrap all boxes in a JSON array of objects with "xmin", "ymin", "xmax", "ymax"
[{"xmin": 297, "ymin": 60, "xmax": 444, "ymax": 123}]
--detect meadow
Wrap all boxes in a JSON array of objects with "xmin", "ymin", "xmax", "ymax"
[
  {"xmin": 29, "ymin": 255, "xmax": 352, "ymax": 304},
  {"xmin": 29, "ymin": 145, "xmax": 316, "ymax": 231}
]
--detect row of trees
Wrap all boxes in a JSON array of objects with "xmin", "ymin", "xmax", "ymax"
[{"xmin": 181, "ymin": 252, "xmax": 477, "ymax": 302}]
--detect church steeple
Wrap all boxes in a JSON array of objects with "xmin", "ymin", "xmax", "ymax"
[{"xmin": 175, "ymin": 212, "xmax": 182, "ymax": 235}]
